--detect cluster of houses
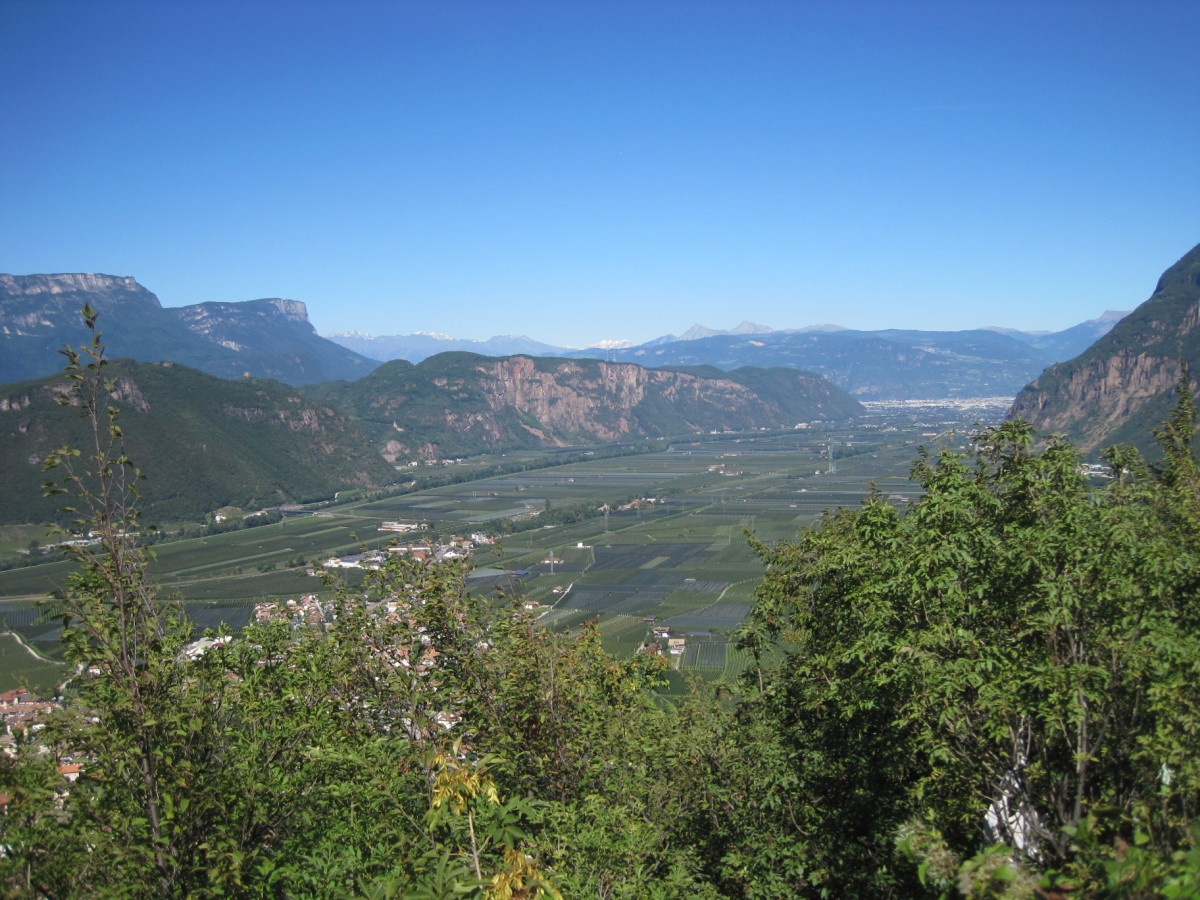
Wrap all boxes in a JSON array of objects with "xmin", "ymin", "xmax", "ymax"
[
  {"xmin": 320, "ymin": 528, "xmax": 496, "ymax": 572},
  {"xmin": 0, "ymin": 687, "xmax": 58, "ymax": 744},
  {"xmin": 267, "ymin": 527, "xmax": 502, "ymax": 631},
  {"xmin": 254, "ymin": 594, "xmax": 332, "ymax": 628},
  {"xmin": 0, "ymin": 688, "xmax": 78, "ymax": 809},
  {"xmin": 379, "ymin": 520, "xmax": 427, "ymax": 533},
  {"xmin": 640, "ymin": 621, "xmax": 686, "ymax": 658},
  {"xmin": 614, "ymin": 497, "xmax": 665, "ymax": 512},
  {"xmin": 706, "ymin": 462, "xmax": 744, "ymax": 477}
]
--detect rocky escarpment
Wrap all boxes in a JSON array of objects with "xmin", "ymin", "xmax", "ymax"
[
  {"xmin": 157, "ymin": 296, "xmax": 379, "ymax": 384},
  {"xmin": 476, "ymin": 357, "xmax": 758, "ymax": 442},
  {"xmin": 1010, "ymin": 351, "xmax": 1184, "ymax": 450},
  {"xmin": 169, "ymin": 298, "xmax": 311, "ymax": 342},
  {"xmin": 0, "ymin": 274, "xmax": 377, "ymax": 385},
  {"xmin": 0, "ymin": 273, "xmax": 145, "ymax": 296},
  {"xmin": 1009, "ymin": 242, "xmax": 1200, "ymax": 452},
  {"xmin": 0, "ymin": 273, "xmax": 160, "ymax": 336},
  {"xmin": 315, "ymin": 352, "xmax": 863, "ymax": 462}
]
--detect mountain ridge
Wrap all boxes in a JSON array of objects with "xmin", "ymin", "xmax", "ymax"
[
  {"xmin": 1009, "ymin": 242, "xmax": 1200, "ymax": 452},
  {"xmin": 0, "ymin": 274, "xmax": 378, "ymax": 386},
  {"xmin": 327, "ymin": 316, "xmax": 1124, "ymax": 399},
  {"xmin": 310, "ymin": 352, "xmax": 863, "ymax": 463},
  {"xmin": 0, "ymin": 359, "xmax": 397, "ymax": 524},
  {"xmin": 4, "ymin": 272, "xmax": 1123, "ymax": 401}
]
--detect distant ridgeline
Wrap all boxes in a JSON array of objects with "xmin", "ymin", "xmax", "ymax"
[
  {"xmin": 2, "ymin": 257, "xmax": 1186, "ymax": 524},
  {"xmin": 0, "ymin": 273, "xmax": 378, "ymax": 386},
  {"xmin": 1010, "ymin": 241, "xmax": 1200, "ymax": 454},
  {"xmin": 328, "ymin": 330, "xmax": 566, "ymax": 363},
  {"xmin": 328, "ymin": 315, "xmax": 1130, "ymax": 402},
  {"xmin": 561, "ymin": 320, "xmax": 1127, "ymax": 401}
]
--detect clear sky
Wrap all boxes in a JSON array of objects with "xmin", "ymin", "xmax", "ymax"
[{"xmin": 2, "ymin": 1, "xmax": 1197, "ymax": 348}]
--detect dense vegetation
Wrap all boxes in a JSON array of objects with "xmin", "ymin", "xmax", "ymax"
[
  {"xmin": 0, "ymin": 358, "xmax": 396, "ymax": 525},
  {"xmin": 3, "ymin": 320, "xmax": 1199, "ymax": 897}
]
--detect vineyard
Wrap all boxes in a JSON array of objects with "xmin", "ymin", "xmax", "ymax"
[{"xmin": 0, "ymin": 411, "xmax": 993, "ymax": 689}]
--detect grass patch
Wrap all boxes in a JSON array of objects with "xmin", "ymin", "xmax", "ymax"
[{"xmin": 0, "ymin": 632, "xmax": 68, "ymax": 694}]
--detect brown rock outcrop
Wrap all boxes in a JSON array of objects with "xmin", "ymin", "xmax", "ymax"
[{"xmin": 1009, "ymin": 243, "xmax": 1200, "ymax": 452}]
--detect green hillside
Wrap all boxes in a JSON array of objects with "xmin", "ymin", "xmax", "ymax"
[{"xmin": 0, "ymin": 360, "xmax": 397, "ymax": 525}]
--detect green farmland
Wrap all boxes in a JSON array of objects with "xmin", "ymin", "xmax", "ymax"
[
  {"xmin": 0, "ymin": 412, "xmax": 994, "ymax": 690},
  {"xmin": 0, "ymin": 632, "xmax": 68, "ymax": 695}
]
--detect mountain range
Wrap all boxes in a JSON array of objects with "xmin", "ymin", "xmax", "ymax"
[
  {"xmin": 0, "ymin": 274, "xmax": 376, "ymax": 386},
  {"xmin": 328, "ymin": 316, "xmax": 1126, "ymax": 401},
  {"xmin": 3, "ymin": 241, "xmax": 1197, "ymax": 525},
  {"xmin": 0, "ymin": 273, "xmax": 868, "ymax": 523},
  {"xmin": 3, "ymin": 272, "xmax": 1126, "ymax": 402}
]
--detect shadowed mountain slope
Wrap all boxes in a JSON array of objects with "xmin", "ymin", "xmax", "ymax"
[{"xmin": 0, "ymin": 359, "xmax": 396, "ymax": 524}]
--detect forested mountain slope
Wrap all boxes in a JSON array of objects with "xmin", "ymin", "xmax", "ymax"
[{"xmin": 0, "ymin": 359, "xmax": 396, "ymax": 524}]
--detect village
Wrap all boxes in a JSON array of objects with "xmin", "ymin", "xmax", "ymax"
[
  {"xmin": 1, "ymin": 522, "xmax": 493, "ymax": 804},
  {"xmin": 1, "ymin": 512, "xmax": 699, "ymax": 806}
]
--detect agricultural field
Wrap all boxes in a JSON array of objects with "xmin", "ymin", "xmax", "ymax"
[
  {"xmin": 0, "ymin": 524, "xmax": 48, "ymax": 559},
  {"xmin": 0, "ymin": 632, "xmax": 68, "ymax": 694},
  {"xmin": 0, "ymin": 409, "xmax": 997, "ymax": 689}
]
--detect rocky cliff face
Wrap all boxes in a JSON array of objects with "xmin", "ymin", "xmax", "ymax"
[
  {"xmin": 0, "ymin": 274, "xmax": 377, "ymax": 386},
  {"xmin": 170, "ymin": 298, "xmax": 311, "ymax": 332},
  {"xmin": 1009, "ymin": 243, "xmax": 1200, "ymax": 452},
  {"xmin": 0, "ymin": 273, "xmax": 160, "ymax": 335},
  {"xmin": 166, "ymin": 298, "xmax": 317, "ymax": 355},
  {"xmin": 320, "ymin": 352, "xmax": 863, "ymax": 462},
  {"xmin": 1011, "ymin": 351, "xmax": 1182, "ymax": 450},
  {"xmin": 474, "ymin": 357, "xmax": 756, "ymax": 442},
  {"xmin": 0, "ymin": 273, "xmax": 147, "ymax": 298}
]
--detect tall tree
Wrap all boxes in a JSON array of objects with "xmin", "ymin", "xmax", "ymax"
[{"xmin": 738, "ymin": 412, "xmax": 1200, "ymax": 894}]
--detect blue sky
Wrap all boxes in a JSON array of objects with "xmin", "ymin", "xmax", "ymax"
[{"xmin": 2, "ymin": 1, "xmax": 1197, "ymax": 348}]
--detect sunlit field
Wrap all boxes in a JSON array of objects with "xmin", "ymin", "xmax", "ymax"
[{"xmin": 0, "ymin": 412, "xmax": 990, "ymax": 689}]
